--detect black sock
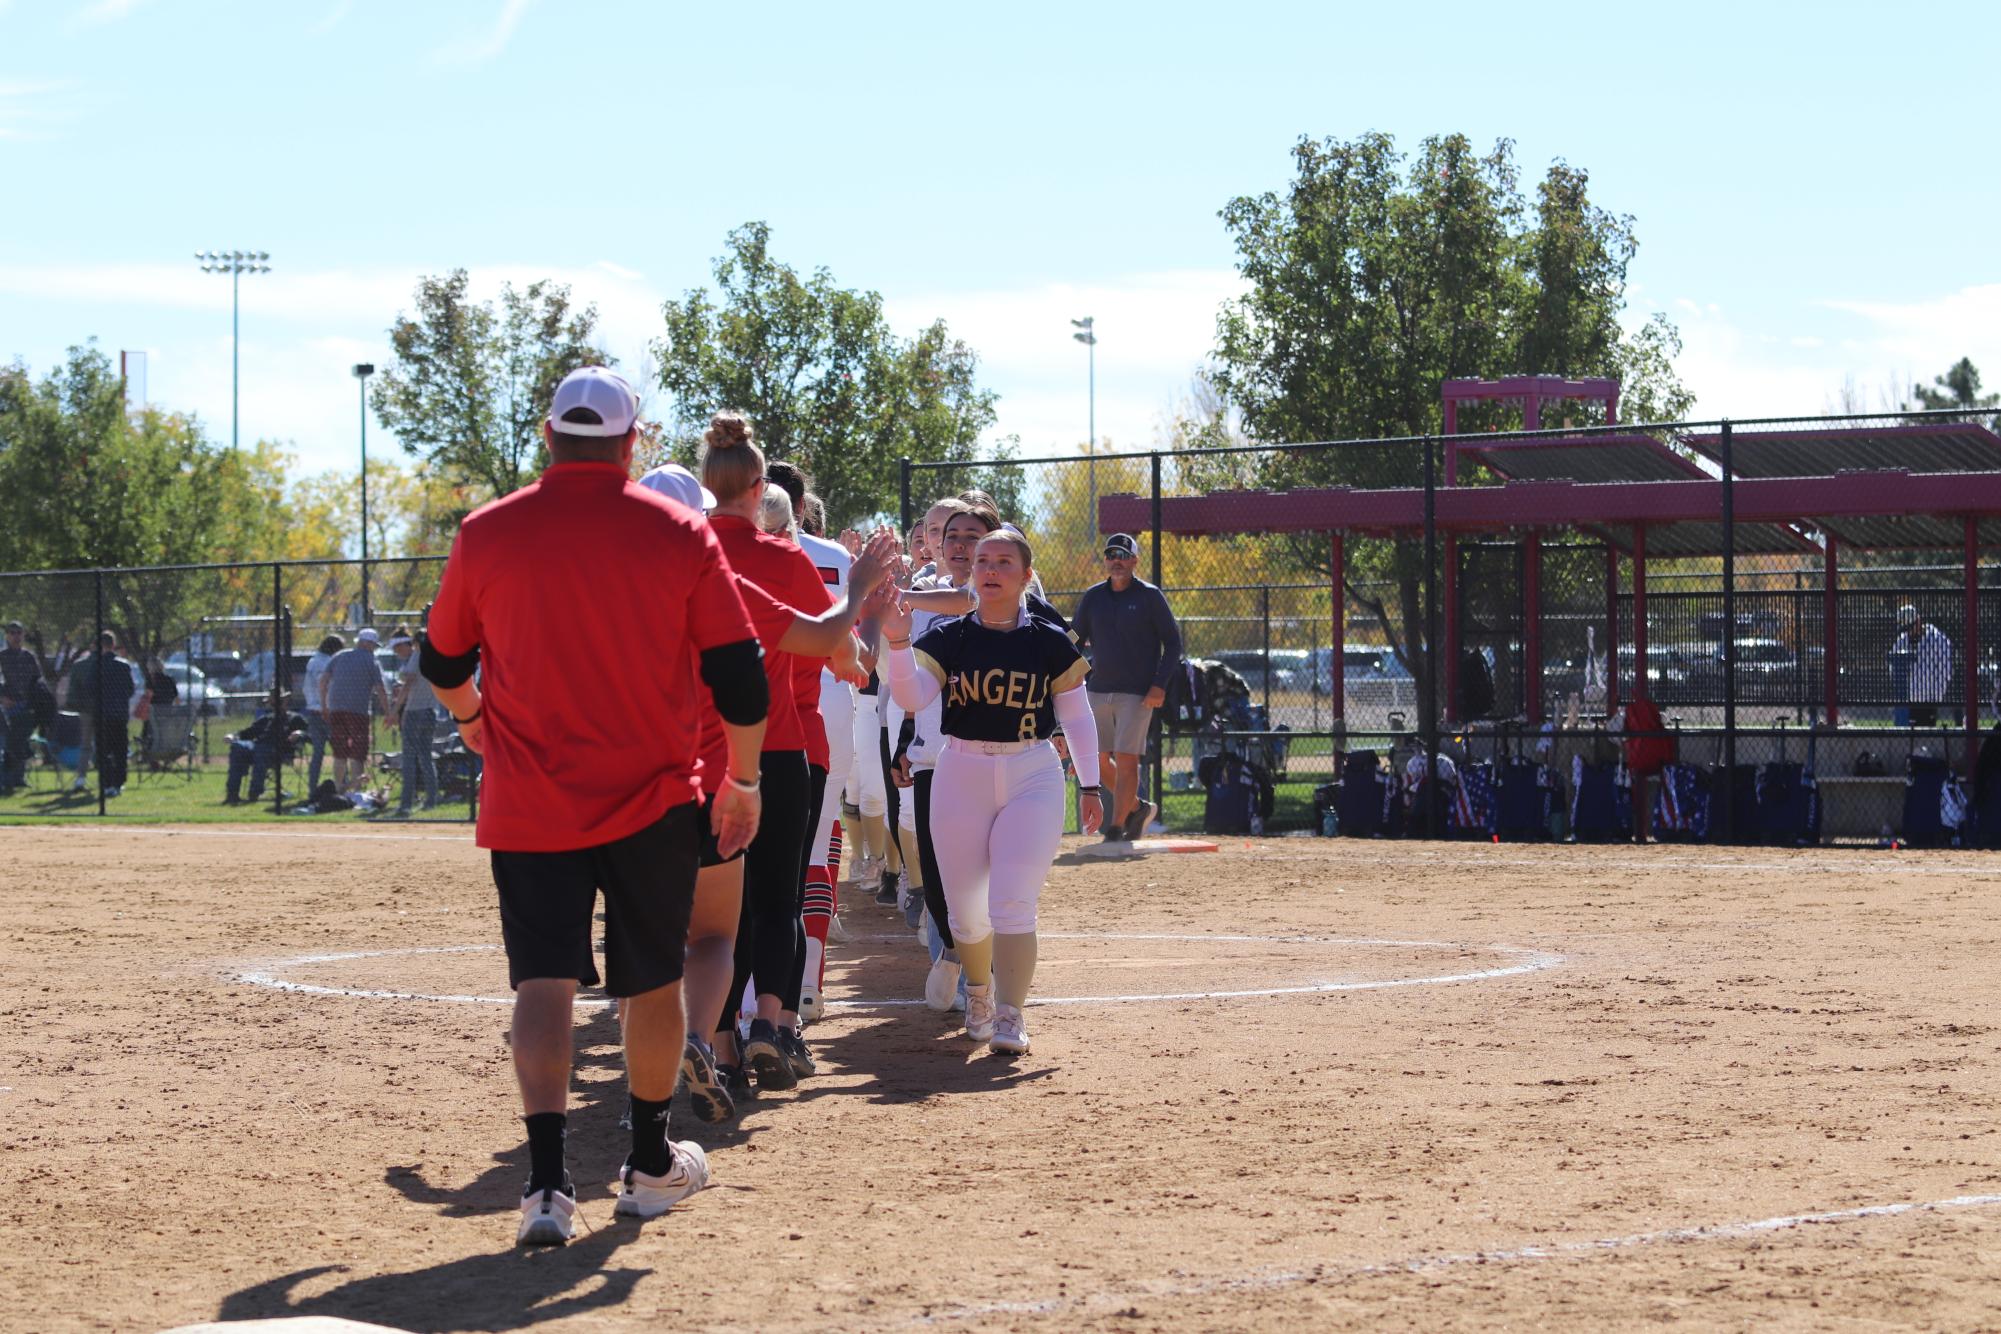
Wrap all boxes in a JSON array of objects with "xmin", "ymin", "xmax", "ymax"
[
  {"xmin": 628, "ymin": 1094, "xmax": 674, "ymax": 1176},
  {"xmin": 524, "ymin": 1112, "xmax": 567, "ymax": 1193}
]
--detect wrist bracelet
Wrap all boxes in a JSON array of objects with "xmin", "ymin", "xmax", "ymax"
[
  {"xmin": 724, "ymin": 772, "xmax": 760, "ymax": 794},
  {"xmin": 452, "ymin": 706, "xmax": 482, "ymax": 725},
  {"xmin": 886, "ymin": 637, "xmax": 910, "ymax": 649}
]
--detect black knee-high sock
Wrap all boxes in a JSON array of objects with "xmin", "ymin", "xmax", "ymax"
[
  {"xmin": 628, "ymin": 1095, "xmax": 673, "ymax": 1177},
  {"xmin": 524, "ymin": 1112, "xmax": 567, "ymax": 1192}
]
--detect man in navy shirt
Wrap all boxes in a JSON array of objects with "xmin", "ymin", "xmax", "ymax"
[{"xmin": 1071, "ymin": 533, "xmax": 1182, "ymax": 842}]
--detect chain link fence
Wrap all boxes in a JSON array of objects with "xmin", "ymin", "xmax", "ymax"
[
  {"xmin": 0, "ymin": 557, "xmax": 471, "ymax": 822},
  {"xmin": 8, "ymin": 405, "xmax": 2001, "ymax": 845},
  {"xmin": 906, "ymin": 404, "xmax": 2001, "ymax": 845}
]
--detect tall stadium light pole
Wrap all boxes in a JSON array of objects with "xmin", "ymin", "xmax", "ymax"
[
  {"xmin": 1071, "ymin": 316, "xmax": 1097, "ymax": 544},
  {"xmin": 195, "ymin": 250, "xmax": 271, "ymax": 449},
  {"xmin": 353, "ymin": 363, "xmax": 376, "ymax": 625}
]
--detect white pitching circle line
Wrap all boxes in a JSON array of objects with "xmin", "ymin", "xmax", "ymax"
[{"xmin": 236, "ymin": 935, "xmax": 1563, "ymax": 1009}]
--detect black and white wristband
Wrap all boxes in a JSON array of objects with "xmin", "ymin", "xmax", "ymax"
[{"xmin": 724, "ymin": 772, "xmax": 761, "ymax": 794}]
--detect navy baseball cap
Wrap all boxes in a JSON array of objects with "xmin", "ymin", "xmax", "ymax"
[{"xmin": 1102, "ymin": 534, "xmax": 1138, "ymax": 558}]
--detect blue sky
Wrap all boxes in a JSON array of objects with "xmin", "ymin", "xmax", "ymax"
[{"xmin": 3, "ymin": 0, "xmax": 1998, "ymax": 483}]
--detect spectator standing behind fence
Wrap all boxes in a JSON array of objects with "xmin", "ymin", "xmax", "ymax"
[
  {"xmin": 321, "ymin": 627, "xmax": 391, "ymax": 793},
  {"xmin": 1, "ymin": 620, "xmax": 48, "ymax": 794},
  {"xmin": 303, "ymin": 634, "xmax": 343, "ymax": 791},
  {"xmin": 1892, "ymin": 605, "xmax": 1954, "ymax": 728},
  {"xmin": 388, "ymin": 631, "xmax": 440, "ymax": 815},
  {"xmin": 68, "ymin": 632, "xmax": 136, "ymax": 798},
  {"xmin": 1071, "ymin": 533, "xmax": 1183, "ymax": 843}
]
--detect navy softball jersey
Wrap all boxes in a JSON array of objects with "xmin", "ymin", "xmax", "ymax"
[{"xmin": 911, "ymin": 612, "xmax": 1090, "ymax": 743}]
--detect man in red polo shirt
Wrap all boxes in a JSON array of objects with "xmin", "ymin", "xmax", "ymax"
[{"xmin": 422, "ymin": 366, "xmax": 768, "ymax": 1246}]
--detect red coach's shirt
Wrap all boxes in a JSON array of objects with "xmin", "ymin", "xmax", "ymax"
[
  {"xmin": 793, "ymin": 647, "xmax": 830, "ymax": 769},
  {"xmin": 707, "ymin": 515, "xmax": 831, "ymax": 754},
  {"xmin": 428, "ymin": 462, "xmax": 756, "ymax": 852},
  {"xmin": 695, "ymin": 578, "xmax": 796, "ymax": 798}
]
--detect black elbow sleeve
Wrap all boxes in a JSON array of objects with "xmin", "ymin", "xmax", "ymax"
[
  {"xmin": 419, "ymin": 632, "xmax": 480, "ymax": 689},
  {"xmin": 701, "ymin": 638, "xmax": 769, "ymax": 726}
]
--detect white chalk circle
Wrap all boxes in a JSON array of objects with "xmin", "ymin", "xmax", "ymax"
[{"xmin": 237, "ymin": 934, "xmax": 1562, "ymax": 1009}]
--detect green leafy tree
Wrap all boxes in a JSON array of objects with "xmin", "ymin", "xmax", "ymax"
[
  {"xmin": 372, "ymin": 269, "xmax": 609, "ymax": 501},
  {"xmin": 1208, "ymin": 132, "xmax": 1692, "ymax": 709},
  {"xmin": 653, "ymin": 223, "xmax": 1015, "ymax": 528},
  {"xmin": 0, "ymin": 343, "xmax": 315, "ymax": 670},
  {"xmin": 1907, "ymin": 357, "xmax": 2000, "ymax": 413}
]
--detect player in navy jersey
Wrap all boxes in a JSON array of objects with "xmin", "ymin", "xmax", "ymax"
[{"xmin": 883, "ymin": 529, "xmax": 1103, "ymax": 1056}]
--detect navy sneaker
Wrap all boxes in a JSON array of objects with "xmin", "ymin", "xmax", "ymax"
[{"xmin": 743, "ymin": 1018, "xmax": 797, "ymax": 1091}]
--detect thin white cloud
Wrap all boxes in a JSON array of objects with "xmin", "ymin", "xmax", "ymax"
[
  {"xmin": 436, "ymin": 0, "xmax": 534, "ymax": 65},
  {"xmin": 882, "ymin": 270, "xmax": 1244, "ymax": 454},
  {"xmin": 0, "ymin": 79, "xmax": 72, "ymax": 143},
  {"xmin": 77, "ymin": 0, "xmax": 150, "ymax": 23},
  {"xmin": 1646, "ymin": 283, "xmax": 2001, "ymax": 419},
  {"xmin": 310, "ymin": 0, "xmax": 354, "ymax": 35}
]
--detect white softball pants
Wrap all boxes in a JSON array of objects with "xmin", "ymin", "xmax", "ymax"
[
  {"xmin": 813, "ymin": 672, "xmax": 854, "ymax": 867},
  {"xmin": 849, "ymin": 689, "xmax": 887, "ymax": 818},
  {"xmin": 930, "ymin": 738, "xmax": 1067, "ymax": 942}
]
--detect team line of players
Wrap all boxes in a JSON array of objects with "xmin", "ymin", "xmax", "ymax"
[{"xmin": 420, "ymin": 367, "xmax": 1118, "ymax": 1245}]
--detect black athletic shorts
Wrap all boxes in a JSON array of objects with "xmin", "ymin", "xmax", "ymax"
[
  {"xmin": 698, "ymin": 792, "xmax": 746, "ymax": 869},
  {"xmin": 491, "ymin": 801, "xmax": 701, "ymax": 998}
]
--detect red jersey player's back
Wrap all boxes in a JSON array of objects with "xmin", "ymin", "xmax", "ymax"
[
  {"xmin": 707, "ymin": 514, "xmax": 831, "ymax": 754},
  {"xmin": 427, "ymin": 462, "xmax": 754, "ymax": 851}
]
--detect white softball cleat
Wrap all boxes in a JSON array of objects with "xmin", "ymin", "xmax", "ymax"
[
  {"xmin": 990, "ymin": 1004, "xmax": 1029, "ymax": 1056},
  {"xmin": 963, "ymin": 982, "xmax": 996, "ymax": 1043}
]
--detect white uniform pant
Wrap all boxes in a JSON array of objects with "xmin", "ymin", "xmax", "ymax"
[
  {"xmin": 849, "ymin": 689, "xmax": 887, "ymax": 818},
  {"xmin": 813, "ymin": 672, "xmax": 854, "ymax": 867},
  {"xmin": 930, "ymin": 739, "xmax": 1066, "ymax": 942}
]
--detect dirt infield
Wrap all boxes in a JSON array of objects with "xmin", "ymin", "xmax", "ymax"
[{"xmin": 5, "ymin": 827, "xmax": 2001, "ymax": 1332}]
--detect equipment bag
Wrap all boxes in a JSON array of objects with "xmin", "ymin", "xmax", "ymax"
[
  {"xmin": 1202, "ymin": 751, "xmax": 1259, "ymax": 836},
  {"xmin": 1756, "ymin": 761, "xmax": 1820, "ymax": 847},
  {"xmin": 1337, "ymin": 750, "xmax": 1388, "ymax": 838},
  {"xmin": 1570, "ymin": 757, "xmax": 1630, "ymax": 842},
  {"xmin": 1903, "ymin": 753, "xmax": 1951, "ymax": 846},
  {"xmin": 1494, "ymin": 757, "xmax": 1552, "ymax": 841}
]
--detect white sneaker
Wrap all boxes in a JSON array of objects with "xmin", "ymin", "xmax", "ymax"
[
  {"xmin": 964, "ymin": 982, "xmax": 996, "ymax": 1042},
  {"xmin": 613, "ymin": 1141, "xmax": 711, "ymax": 1218},
  {"xmin": 517, "ymin": 1179, "xmax": 577, "ymax": 1246},
  {"xmin": 851, "ymin": 854, "xmax": 883, "ymax": 894},
  {"xmin": 827, "ymin": 912, "xmax": 850, "ymax": 943},
  {"xmin": 925, "ymin": 953, "xmax": 963, "ymax": 1011},
  {"xmin": 799, "ymin": 982, "xmax": 823, "ymax": 1024},
  {"xmin": 990, "ymin": 1004, "xmax": 1029, "ymax": 1056}
]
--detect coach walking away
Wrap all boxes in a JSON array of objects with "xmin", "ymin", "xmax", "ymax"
[
  {"xmin": 420, "ymin": 367, "xmax": 768, "ymax": 1248},
  {"xmin": 1, "ymin": 619, "xmax": 48, "ymax": 794},
  {"xmin": 1071, "ymin": 533, "xmax": 1183, "ymax": 842}
]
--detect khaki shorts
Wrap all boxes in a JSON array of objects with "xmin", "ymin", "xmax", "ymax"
[{"xmin": 1088, "ymin": 691, "xmax": 1152, "ymax": 756}]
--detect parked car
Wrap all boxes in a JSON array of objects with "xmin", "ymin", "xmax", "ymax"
[
  {"xmin": 158, "ymin": 662, "xmax": 227, "ymax": 716},
  {"xmin": 236, "ymin": 650, "xmax": 316, "ymax": 694},
  {"xmin": 1206, "ymin": 649, "xmax": 1309, "ymax": 696}
]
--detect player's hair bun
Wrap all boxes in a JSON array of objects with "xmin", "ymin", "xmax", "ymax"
[
  {"xmin": 705, "ymin": 411, "xmax": 753, "ymax": 452},
  {"xmin": 700, "ymin": 410, "xmax": 766, "ymax": 503}
]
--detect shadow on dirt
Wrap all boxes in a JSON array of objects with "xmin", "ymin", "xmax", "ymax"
[{"xmin": 215, "ymin": 1230, "xmax": 650, "ymax": 1333}]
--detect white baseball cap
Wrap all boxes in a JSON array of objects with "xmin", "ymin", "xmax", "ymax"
[
  {"xmin": 356, "ymin": 627, "xmax": 380, "ymax": 646},
  {"xmin": 547, "ymin": 366, "xmax": 639, "ymax": 438},
  {"xmin": 637, "ymin": 463, "xmax": 716, "ymax": 514}
]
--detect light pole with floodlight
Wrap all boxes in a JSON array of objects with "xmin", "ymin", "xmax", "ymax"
[
  {"xmin": 195, "ymin": 249, "xmax": 271, "ymax": 450},
  {"xmin": 1071, "ymin": 316, "xmax": 1097, "ymax": 545},
  {"xmin": 353, "ymin": 363, "xmax": 375, "ymax": 624}
]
